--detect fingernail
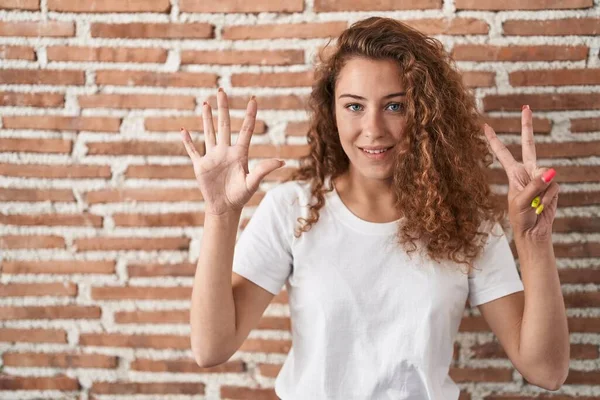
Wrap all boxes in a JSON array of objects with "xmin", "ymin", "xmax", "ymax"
[
  {"xmin": 531, "ymin": 196, "xmax": 540, "ymax": 208},
  {"xmin": 250, "ymin": 95, "xmax": 256, "ymax": 101},
  {"xmin": 202, "ymin": 101, "xmax": 207, "ymax": 106},
  {"xmin": 535, "ymin": 204, "xmax": 544, "ymax": 215},
  {"xmin": 218, "ymin": 87, "xmax": 223, "ymax": 92},
  {"xmin": 522, "ymin": 105, "xmax": 530, "ymax": 111},
  {"xmin": 542, "ymin": 168, "xmax": 556, "ymax": 183}
]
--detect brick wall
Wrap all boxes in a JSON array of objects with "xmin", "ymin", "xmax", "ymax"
[{"xmin": 0, "ymin": 0, "xmax": 599, "ymax": 398}]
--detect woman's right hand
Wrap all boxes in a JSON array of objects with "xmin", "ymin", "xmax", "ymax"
[{"xmin": 181, "ymin": 89, "xmax": 286, "ymax": 217}]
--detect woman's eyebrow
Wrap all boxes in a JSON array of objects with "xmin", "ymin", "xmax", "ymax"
[{"xmin": 338, "ymin": 92, "xmax": 406, "ymax": 100}]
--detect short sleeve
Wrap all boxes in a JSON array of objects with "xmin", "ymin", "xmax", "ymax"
[
  {"xmin": 468, "ymin": 222, "xmax": 524, "ymax": 307},
  {"xmin": 232, "ymin": 186, "xmax": 293, "ymax": 296}
]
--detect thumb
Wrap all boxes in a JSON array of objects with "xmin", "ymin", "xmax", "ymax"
[{"xmin": 246, "ymin": 159, "xmax": 286, "ymax": 193}]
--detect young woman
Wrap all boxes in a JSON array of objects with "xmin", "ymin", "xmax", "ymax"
[{"xmin": 183, "ymin": 17, "xmax": 569, "ymax": 400}]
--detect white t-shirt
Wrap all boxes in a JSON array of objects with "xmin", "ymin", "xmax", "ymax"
[{"xmin": 232, "ymin": 177, "xmax": 524, "ymax": 400}]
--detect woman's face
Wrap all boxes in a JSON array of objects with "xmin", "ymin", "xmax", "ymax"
[{"xmin": 334, "ymin": 57, "xmax": 408, "ymax": 180}]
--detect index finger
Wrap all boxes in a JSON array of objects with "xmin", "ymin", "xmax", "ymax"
[
  {"xmin": 521, "ymin": 105, "xmax": 536, "ymax": 166},
  {"xmin": 217, "ymin": 88, "xmax": 231, "ymax": 146},
  {"xmin": 483, "ymin": 123, "xmax": 517, "ymax": 171},
  {"xmin": 235, "ymin": 96, "xmax": 257, "ymax": 149}
]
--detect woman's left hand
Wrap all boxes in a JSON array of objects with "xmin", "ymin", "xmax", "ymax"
[{"xmin": 482, "ymin": 105, "xmax": 559, "ymax": 242}]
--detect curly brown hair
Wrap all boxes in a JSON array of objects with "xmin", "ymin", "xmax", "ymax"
[{"xmin": 283, "ymin": 16, "xmax": 508, "ymax": 274}]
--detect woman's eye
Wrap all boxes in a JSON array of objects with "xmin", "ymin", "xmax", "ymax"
[
  {"xmin": 346, "ymin": 104, "xmax": 362, "ymax": 112},
  {"xmin": 387, "ymin": 103, "xmax": 405, "ymax": 112}
]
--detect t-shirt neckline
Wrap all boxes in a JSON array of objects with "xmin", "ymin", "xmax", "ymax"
[{"xmin": 325, "ymin": 175, "xmax": 400, "ymax": 236}]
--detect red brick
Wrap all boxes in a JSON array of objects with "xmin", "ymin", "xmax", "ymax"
[
  {"xmin": 3, "ymin": 352, "xmax": 118, "ymax": 368},
  {"xmin": 0, "ymin": 188, "xmax": 74, "ymax": 202},
  {"xmin": 86, "ymin": 140, "xmax": 204, "ymax": 156},
  {"xmin": 223, "ymin": 22, "xmax": 347, "ymax": 40},
  {"xmin": 404, "ymin": 18, "xmax": 489, "ymax": 35},
  {"xmin": 180, "ymin": 0, "xmax": 302, "ymax": 12},
  {"xmin": 131, "ymin": 358, "xmax": 244, "ymax": 373},
  {"xmin": 257, "ymin": 363, "xmax": 282, "ymax": 377},
  {"xmin": 487, "ymin": 166, "xmax": 600, "ymax": 184},
  {"xmin": 0, "ymin": 0, "xmax": 39, "ymax": 10},
  {"xmin": 115, "ymin": 309, "xmax": 189, "ymax": 323},
  {"xmin": 79, "ymin": 94, "xmax": 195, "ymax": 110},
  {"xmin": 92, "ymin": 286, "xmax": 191, "ymax": 300},
  {"xmin": 503, "ymin": 18, "xmax": 600, "ymax": 36},
  {"xmin": 96, "ymin": 70, "xmax": 217, "ymax": 87},
  {"xmin": 79, "ymin": 333, "xmax": 190, "ymax": 349},
  {"xmin": 571, "ymin": 118, "xmax": 600, "ymax": 132},
  {"xmin": 314, "ymin": 0, "xmax": 440, "ymax": 11},
  {"xmin": 91, "ymin": 381, "xmax": 204, "ymax": 395},
  {"xmin": 560, "ymin": 268, "xmax": 600, "ymax": 284},
  {"xmin": 125, "ymin": 164, "xmax": 193, "ymax": 179},
  {"xmin": 0, "ymin": 328, "xmax": 67, "ymax": 343},
  {"xmin": 452, "ymin": 44, "xmax": 588, "ymax": 61},
  {"xmin": 0, "ymin": 91, "xmax": 64, "ymax": 107},
  {"xmin": 231, "ymin": 71, "xmax": 313, "ymax": 87},
  {"xmin": 1, "ymin": 260, "xmax": 116, "ymax": 275},
  {"xmin": 48, "ymin": 0, "xmax": 170, "ymax": 12},
  {"xmin": 238, "ymin": 338, "xmax": 291, "ymax": 354},
  {"xmin": 0, "ymin": 212, "xmax": 103, "ymax": 227},
  {"xmin": 0, "ymin": 138, "xmax": 72, "ymax": 153},
  {"xmin": 128, "ymin": 262, "xmax": 197, "ymax": 277},
  {"xmin": 286, "ymin": 121, "xmax": 309, "ymax": 136},
  {"xmin": 144, "ymin": 116, "xmax": 267, "ymax": 133},
  {"xmin": 456, "ymin": 0, "xmax": 592, "ymax": 9},
  {"xmin": 181, "ymin": 49, "xmax": 304, "ymax": 65},
  {"xmin": 483, "ymin": 116, "xmax": 552, "ymax": 134},
  {"xmin": 0, "ymin": 282, "xmax": 77, "ymax": 297},
  {"xmin": 91, "ymin": 22, "xmax": 213, "ymax": 39},
  {"xmin": 47, "ymin": 46, "xmax": 167, "ymax": 63},
  {"xmin": 506, "ymin": 141, "xmax": 600, "ymax": 160},
  {"xmin": 3, "ymin": 115, "xmax": 122, "ymax": 132},
  {"xmin": 0, "ymin": 375, "xmax": 79, "ymax": 391},
  {"xmin": 207, "ymin": 94, "xmax": 307, "ymax": 110},
  {"xmin": 0, "ymin": 305, "xmax": 101, "ymax": 320},
  {"xmin": 554, "ymin": 241, "xmax": 600, "ymax": 258},
  {"xmin": 74, "ymin": 237, "xmax": 190, "ymax": 251},
  {"xmin": 0, "ymin": 69, "xmax": 84, "ymax": 85},
  {"xmin": 559, "ymin": 191, "xmax": 600, "ymax": 207},
  {"xmin": 0, "ymin": 163, "xmax": 111, "ymax": 178},
  {"xmin": 0, "ymin": 45, "xmax": 36, "ymax": 60},
  {"xmin": 510, "ymin": 69, "xmax": 600, "ymax": 86},
  {"xmin": 483, "ymin": 93, "xmax": 600, "ymax": 111},
  {"xmin": 0, "ymin": 21, "xmax": 74, "ymax": 37},
  {"xmin": 221, "ymin": 386, "xmax": 279, "ymax": 399},
  {"xmin": 461, "ymin": 71, "xmax": 495, "ymax": 87},
  {"xmin": 86, "ymin": 188, "xmax": 203, "ymax": 203},
  {"xmin": 0, "ymin": 234, "xmax": 65, "ymax": 249},
  {"xmin": 449, "ymin": 367, "xmax": 513, "ymax": 382},
  {"xmin": 113, "ymin": 212, "xmax": 204, "ymax": 227}
]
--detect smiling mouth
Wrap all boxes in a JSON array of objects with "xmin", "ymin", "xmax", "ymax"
[{"xmin": 358, "ymin": 146, "xmax": 394, "ymax": 154}]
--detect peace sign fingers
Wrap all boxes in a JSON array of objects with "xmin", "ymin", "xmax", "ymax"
[{"xmin": 483, "ymin": 123, "xmax": 517, "ymax": 172}]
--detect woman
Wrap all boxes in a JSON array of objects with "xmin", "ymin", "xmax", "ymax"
[{"xmin": 184, "ymin": 17, "xmax": 569, "ymax": 399}]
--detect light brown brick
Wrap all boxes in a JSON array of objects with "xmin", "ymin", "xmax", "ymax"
[
  {"xmin": 3, "ymin": 115, "xmax": 122, "ymax": 132},
  {"xmin": 0, "ymin": 91, "xmax": 64, "ymax": 107},
  {"xmin": 503, "ymin": 18, "xmax": 600, "ymax": 36},
  {"xmin": 0, "ymin": 305, "xmax": 101, "ymax": 320},
  {"xmin": 452, "ymin": 44, "xmax": 588, "ymax": 61},
  {"xmin": 285, "ymin": 121, "xmax": 309, "ymax": 136},
  {"xmin": 0, "ymin": 375, "xmax": 79, "ymax": 391},
  {"xmin": 144, "ymin": 116, "xmax": 267, "ymax": 133},
  {"xmin": 91, "ymin": 381, "xmax": 204, "ymax": 395},
  {"xmin": 223, "ymin": 22, "xmax": 347, "ymax": 40},
  {"xmin": 74, "ymin": 237, "xmax": 190, "ymax": 251},
  {"xmin": 181, "ymin": 49, "xmax": 304, "ymax": 65},
  {"xmin": 0, "ymin": 0, "xmax": 39, "ymax": 10},
  {"xmin": 0, "ymin": 328, "xmax": 67, "ymax": 343},
  {"xmin": 79, "ymin": 332, "xmax": 190, "ymax": 349},
  {"xmin": 115, "ymin": 309, "xmax": 189, "ymax": 323},
  {"xmin": 456, "ymin": 0, "xmax": 592, "ymax": 10},
  {"xmin": 0, "ymin": 21, "xmax": 74, "ymax": 37},
  {"xmin": 131, "ymin": 357, "xmax": 244, "ymax": 373},
  {"xmin": 86, "ymin": 188, "xmax": 203, "ymax": 203},
  {"xmin": 0, "ymin": 69, "xmax": 84, "ymax": 85},
  {"xmin": 0, "ymin": 138, "xmax": 72, "ymax": 153},
  {"xmin": 404, "ymin": 17, "xmax": 489, "ymax": 35},
  {"xmin": 47, "ymin": 46, "xmax": 168, "ymax": 63},
  {"xmin": 1, "ymin": 260, "xmax": 116, "ymax": 274},
  {"xmin": 112, "ymin": 212, "xmax": 204, "ymax": 227},
  {"xmin": 247, "ymin": 144, "xmax": 310, "ymax": 158},
  {"xmin": 206, "ymin": 94, "xmax": 307, "ymax": 110},
  {"xmin": 0, "ymin": 282, "xmax": 77, "ymax": 297},
  {"xmin": 314, "ymin": 0, "xmax": 440, "ymax": 11},
  {"xmin": 0, "ymin": 234, "xmax": 65, "ymax": 249},
  {"xmin": 483, "ymin": 93, "xmax": 600, "ymax": 111},
  {"xmin": 127, "ymin": 262, "xmax": 196, "ymax": 277},
  {"xmin": 0, "ymin": 188, "xmax": 74, "ymax": 202},
  {"xmin": 0, "ymin": 212, "xmax": 103, "ymax": 227},
  {"xmin": 91, "ymin": 286, "xmax": 191, "ymax": 300},
  {"xmin": 0, "ymin": 45, "xmax": 36, "ymax": 60},
  {"xmin": 180, "ymin": 0, "xmax": 302, "ymax": 12},
  {"xmin": 509, "ymin": 69, "xmax": 600, "ymax": 86},
  {"xmin": 95, "ymin": 70, "xmax": 217, "ymax": 88},
  {"xmin": 48, "ymin": 0, "xmax": 170, "ymax": 12},
  {"xmin": 571, "ymin": 118, "xmax": 600, "ymax": 132},
  {"xmin": 461, "ymin": 71, "xmax": 495, "ymax": 87},
  {"xmin": 231, "ymin": 71, "xmax": 313, "ymax": 87},
  {"xmin": 0, "ymin": 163, "xmax": 111, "ymax": 178},
  {"xmin": 125, "ymin": 164, "xmax": 193, "ymax": 180},
  {"xmin": 78, "ymin": 94, "xmax": 195, "ymax": 110},
  {"xmin": 91, "ymin": 22, "xmax": 213, "ymax": 39},
  {"xmin": 3, "ymin": 352, "xmax": 118, "ymax": 368},
  {"xmin": 86, "ymin": 140, "xmax": 204, "ymax": 157}
]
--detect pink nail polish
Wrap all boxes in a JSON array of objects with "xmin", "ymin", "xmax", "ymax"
[
  {"xmin": 522, "ymin": 105, "xmax": 529, "ymax": 111},
  {"xmin": 542, "ymin": 168, "xmax": 556, "ymax": 183}
]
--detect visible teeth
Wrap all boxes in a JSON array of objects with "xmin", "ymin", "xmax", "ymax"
[{"xmin": 363, "ymin": 148, "xmax": 388, "ymax": 154}]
